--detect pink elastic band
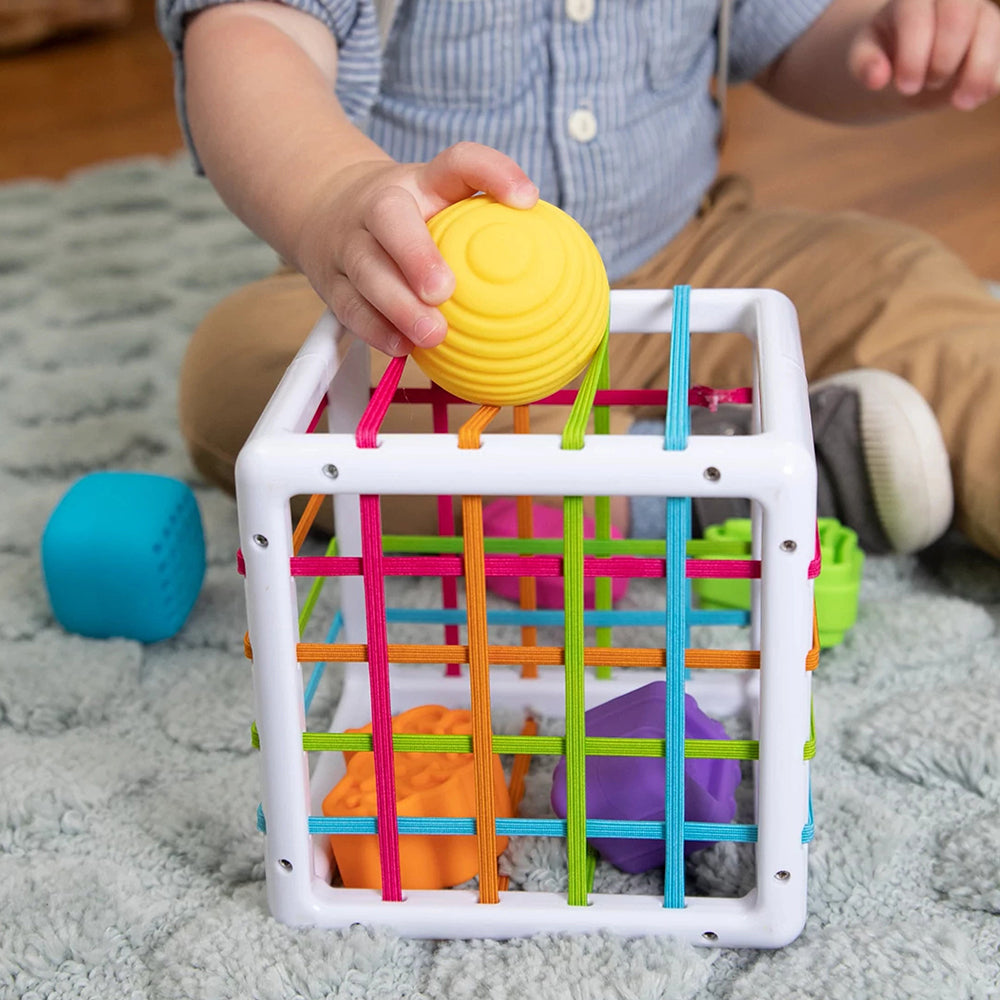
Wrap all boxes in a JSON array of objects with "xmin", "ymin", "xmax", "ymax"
[
  {"xmin": 809, "ymin": 524, "xmax": 822, "ymax": 579},
  {"xmin": 432, "ymin": 398, "xmax": 461, "ymax": 676},
  {"xmin": 290, "ymin": 554, "xmax": 763, "ymax": 580},
  {"xmin": 356, "ymin": 365, "xmax": 405, "ymax": 899},
  {"xmin": 688, "ymin": 385, "xmax": 753, "ymax": 410},
  {"xmin": 381, "ymin": 385, "xmax": 753, "ymax": 410},
  {"xmin": 357, "ymin": 356, "xmax": 407, "ymax": 448},
  {"xmin": 306, "ymin": 395, "xmax": 329, "ymax": 434},
  {"xmin": 359, "ymin": 493, "xmax": 403, "ymax": 901}
]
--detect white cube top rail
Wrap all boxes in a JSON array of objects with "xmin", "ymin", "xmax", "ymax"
[{"xmin": 235, "ymin": 287, "xmax": 818, "ymax": 947}]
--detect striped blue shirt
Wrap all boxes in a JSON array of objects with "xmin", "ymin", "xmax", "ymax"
[{"xmin": 159, "ymin": 0, "xmax": 830, "ymax": 281}]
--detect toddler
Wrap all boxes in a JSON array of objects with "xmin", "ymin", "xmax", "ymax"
[{"xmin": 158, "ymin": 0, "xmax": 1000, "ymax": 558}]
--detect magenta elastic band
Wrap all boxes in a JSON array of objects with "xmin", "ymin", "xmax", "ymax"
[
  {"xmin": 356, "ymin": 356, "xmax": 407, "ymax": 901},
  {"xmin": 381, "ymin": 385, "xmax": 752, "ymax": 410},
  {"xmin": 306, "ymin": 395, "xmax": 329, "ymax": 434},
  {"xmin": 357, "ymin": 355, "xmax": 407, "ymax": 448},
  {"xmin": 432, "ymin": 393, "xmax": 462, "ymax": 677},
  {"xmin": 289, "ymin": 554, "xmax": 763, "ymax": 580}
]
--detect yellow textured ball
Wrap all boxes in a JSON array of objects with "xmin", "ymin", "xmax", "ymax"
[{"xmin": 411, "ymin": 196, "xmax": 609, "ymax": 406}]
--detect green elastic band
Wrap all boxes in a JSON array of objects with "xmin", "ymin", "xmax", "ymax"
[
  {"xmin": 560, "ymin": 320, "xmax": 609, "ymax": 450},
  {"xmin": 382, "ymin": 534, "xmax": 755, "ymax": 556},
  {"xmin": 586, "ymin": 844, "xmax": 599, "ymax": 894},
  {"xmin": 562, "ymin": 494, "xmax": 588, "ymax": 906},
  {"xmin": 383, "ymin": 535, "xmax": 668, "ymax": 555},
  {"xmin": 287, "ymin": 730, "xmax": 816, "ymax": 761},
  {"xmin": 593, "ymin": 336, "xmax": 613, "ymax": 678},
  {"xmin": 557, "ymin": 322, "xmax": 608, "ymax": 908},
  {"xmin": 298, "ymin": 533, "xmax": 338, "ymax": 635},
  {"xmin": 805, "ymin": 700, "xmax": 816, "ymax": 760},
  {"xmin": 562, "ymin": 320, "xmax": 608, "ymax": 906}
]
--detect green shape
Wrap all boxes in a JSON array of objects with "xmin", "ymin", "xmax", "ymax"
[{"xmin": 691, "ymin": 517, "xmax": 864, "ymax": 648}]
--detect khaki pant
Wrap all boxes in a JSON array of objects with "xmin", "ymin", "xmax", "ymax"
[{"xmin": 179, "ymin": 176, "xmax": 1000, "ymax": 557}]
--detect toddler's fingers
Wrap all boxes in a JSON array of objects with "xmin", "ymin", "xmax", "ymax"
[
  {"xmin": 339, "ymin": 227, "xmax": 448, "ymax": 350},
  {"xmin": 848, "ymin": 25, "xmax": 895, "ymax": 89},
  {"xmin": 925, "ymin": 0, "xmax": 980, "ymax": 89},
  {"xmin": 327, "ymin": 273, "xmax": 411, "ymax": 356},
  {"xmin": 365, "ymin": 184, "xmax": 455, "ymax": 308},
  {"xmin": 419, "ymin": 142, "xmax": 539, "ymax": 214},
  {"xmin": 341, "ymin": 227, "xmax": 448, "ymax": 353},
  {"xmin": 950, "ymin": 2, "xmax": 1000, "ymax": 108},
  {"xmin": 889, "ymin": 0, "xmax": 936, "ymax": 94}
]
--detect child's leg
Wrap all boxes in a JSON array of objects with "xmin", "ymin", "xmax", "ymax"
[
  {"xmin": 178, "ymin": 266, "xmax": 324, "ymax": 501},
  {"xmin": 611, "ymin": 175, "xmax": 1000, "ymax": 559},
  {"xmin": 0, "ymin": 0, "xmax": 130, "ymax": 51}
]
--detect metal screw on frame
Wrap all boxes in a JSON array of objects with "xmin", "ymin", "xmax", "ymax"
[{"xmin": 322, "ymin": 464, "xmax": 339, "ymax": 479}]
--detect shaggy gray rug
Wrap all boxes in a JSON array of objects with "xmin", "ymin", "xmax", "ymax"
[{"xmin": 3, "ymin": 156, "xmax": 1000, "ymax": 999}]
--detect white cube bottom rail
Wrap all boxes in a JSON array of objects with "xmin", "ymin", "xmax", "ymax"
[{"xmin": 235, "ymin": 287, "xmax": 818, "ymax": 947}]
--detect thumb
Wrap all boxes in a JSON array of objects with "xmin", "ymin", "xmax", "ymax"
[{"xmin": 419, "ymin": 143, "xmax": 539, "ymax": 218}]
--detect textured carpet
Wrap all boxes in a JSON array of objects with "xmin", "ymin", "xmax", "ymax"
[{"xmin": 3, "ymin": 156, "xmax": 1000, "ymax": 999}]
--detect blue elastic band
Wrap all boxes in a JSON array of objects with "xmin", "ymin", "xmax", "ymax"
[
  {"xmin": 662, "ymin": 285, "xmax": 692, "ymax": 908},
  {"xmin": 384, "ymin": 606, "xmax": 748, "ymax": 628},
  {"xmin": 303, "ymin": 814, "xmax": 814, "ymax": 845},
  {"xmin": 302, "ymin": 611, "xmax": 343, "ymax": 714}
]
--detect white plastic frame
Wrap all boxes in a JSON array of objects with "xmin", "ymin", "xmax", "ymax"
[{"xmin": 235, "ymin": 288, "xmax": 816, "ymax": 947}]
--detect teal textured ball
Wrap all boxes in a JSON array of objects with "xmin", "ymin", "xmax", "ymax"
[{"xmin": 41, "ymin": 472, "xmax": 205, "ymax": 643}]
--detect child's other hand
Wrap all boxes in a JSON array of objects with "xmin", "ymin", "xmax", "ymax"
[
  {"xmin": 849, "ymin": 0, "xmax": 1000, "ymax": 110},
  {"xmin": 298, "ymin": 142, "xmax": 538, "ymax": 357}
]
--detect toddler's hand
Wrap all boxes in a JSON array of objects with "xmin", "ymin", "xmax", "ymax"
[
  {"xmin": 297, "ymin": 142, "xmax": 538, "ymax": 356},
  {"xmin": 849, "ymin": 0, "xmax": 1000, "ymax": 109}
]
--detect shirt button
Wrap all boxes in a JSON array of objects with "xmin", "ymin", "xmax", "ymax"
[
  {"xmin": 566, "ymin": 0, "xmax": 595, "ymax": 22},
  {"xmin": 568, "ymin": 108, "xmax": 598, "ymax": 142}
]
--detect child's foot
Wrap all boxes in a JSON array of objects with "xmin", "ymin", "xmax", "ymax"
[
  {"xmin": 809, "ymin": 369, "xmax": 953, "ymax": 553},
  {"xmin": 630, "ymin": 368, "xmax": 954, "ymax": 555},
  {"xmin": 481, "ymin": 498, "xmax": 630, "ymax": 609}
]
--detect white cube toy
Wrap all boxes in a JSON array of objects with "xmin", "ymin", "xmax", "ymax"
[{"xmin": 235, "ymin": 287, "xmax": 818, "ymax": 947}]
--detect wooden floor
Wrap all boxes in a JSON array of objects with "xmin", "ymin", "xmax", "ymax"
[{"xmin": 2, "ymin": 0, "xmax": 998, "ymax": 276}]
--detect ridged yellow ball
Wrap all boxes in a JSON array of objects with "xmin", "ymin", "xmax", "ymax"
[{"xmin": 411, "ymin": 196, "xmax": 609, "ymax": 406}]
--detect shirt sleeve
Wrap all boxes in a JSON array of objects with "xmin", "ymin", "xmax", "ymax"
[
  {"xmin": 156, "ymin": 0, "xmax": 382, "ymax": 173},
  {"xmin": 726, "ymin": 0, "xmax": 832, "ymax": 83}
]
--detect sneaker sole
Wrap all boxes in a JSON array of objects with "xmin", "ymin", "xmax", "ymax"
[{"xmin": 812, "ymin": 369, "xmax": 953, "ymax": 553}]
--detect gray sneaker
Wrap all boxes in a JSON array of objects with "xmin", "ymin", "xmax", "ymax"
[{"xmin": 629, "ymin": 368, "xmax": 954, "ymax": 555}]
